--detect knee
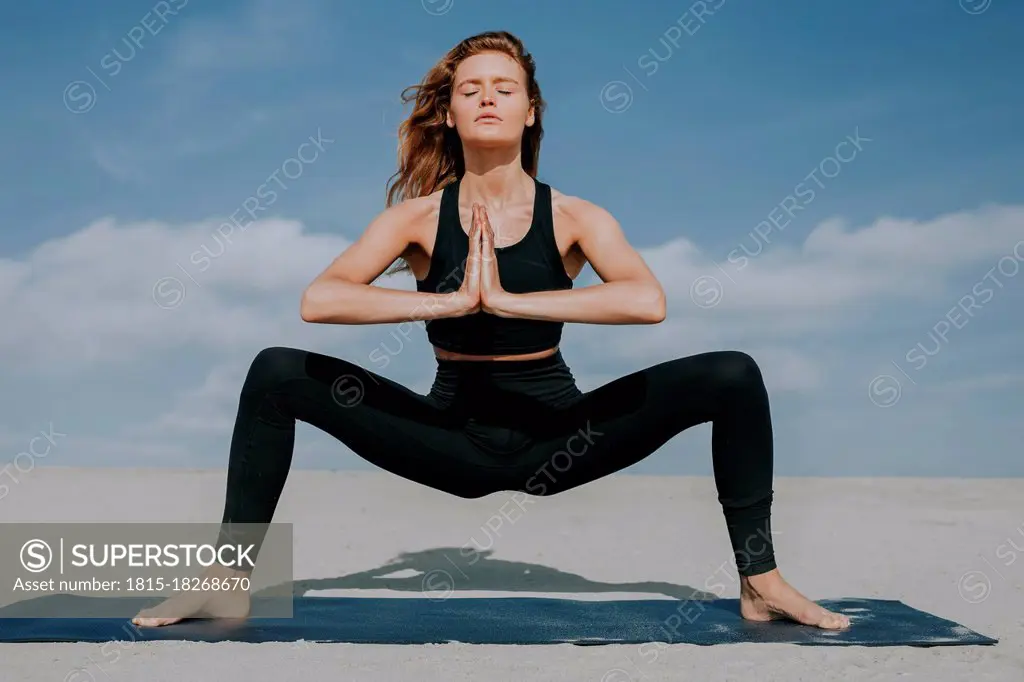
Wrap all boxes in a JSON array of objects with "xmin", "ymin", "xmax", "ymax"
[
  {"xmin": 242, "ymin": 346, "xmax": 304, "ymax": 396},
  {"xmin": 711, "ymin": 351, "xmax": 764, "ymax": 392}
]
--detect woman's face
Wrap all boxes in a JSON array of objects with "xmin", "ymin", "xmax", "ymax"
[{"xmin": 447, "ymin": 51, "xmax": 534, "ymax": 148}]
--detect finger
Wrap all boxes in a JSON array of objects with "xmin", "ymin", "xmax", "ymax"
[
  {"xmin": 464, "ymin": 232, "xmax": 480, "ymax": 280},
  {"xmin": 480, "ymin": 216, "xmax": 496, "ymax": 263},
  {"xmin": 471, "ymin": 209, "xmax": 482, "ymax": 248},
  {"xmin": 479, "ymin": 211, "xmax": 489, "ymax": 244},
  {"xmin": 469, "ymin": 209, "xmax": 482, "ymax": 256},
  {"xmin": 468, "ymin": 218, "xmax": 480, "ymax": 255},
  {"xmin": 482, "ymin": 210, "xmax": 495, "ymax": 240}
]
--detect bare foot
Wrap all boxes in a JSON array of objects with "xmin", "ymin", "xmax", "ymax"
[
  {"xmin": 739, "ymin": 568, "xmax": 850, "ymax": 630},
  {"xmin": 131, "ymin": 564, "xmax": 252, "ymax": 628}
]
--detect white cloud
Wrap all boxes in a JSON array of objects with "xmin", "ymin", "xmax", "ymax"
[
  {"xmin": 645, "ymin": 205, "xmax": 1024, "ymax": 315},
  {"xmin": 126, "ymin": 362, "xmax": 249, "ymax": 437},
  {"xmin": 802, "ymin": 205, "xmax": 1022, "ymax": 266},
  {"xmin": 0, "ymin": 216, "xmax": 364, "ymax": 372}
]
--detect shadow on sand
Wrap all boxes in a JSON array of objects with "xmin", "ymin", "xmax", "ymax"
[
  {"xmin": 0, "ymin": 546, "xmax": 721, "ymax": 619},
  {"xmin": 280, "ymin": 546, "xmax": 718, "ymax": 601}
]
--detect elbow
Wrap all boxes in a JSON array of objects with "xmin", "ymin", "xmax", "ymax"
[
  {"xmin": 300, "ymin": 276, "xmax": 360, "ymax": 324},
  {"xmin": 299, "ymin": 286, "xmax": 322, "ymax": 323},
  {"xmin": 641, "ymin": 286, "xmax": 666, "ymax": 324},
  {"xmin": 299, "ymin": 298, "xmax": 317, "ymax": 323},
  {"xmin": 645, "ymin": 303, "xmax": 666, "ymax": 324}
]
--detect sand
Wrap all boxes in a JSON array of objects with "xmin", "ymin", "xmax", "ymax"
[{"xmin": 1, "ymin": 467, "xmax": 1021, "ymax": 681}]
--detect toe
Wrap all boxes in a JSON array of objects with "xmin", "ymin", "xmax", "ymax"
[{"xmin": 822, "ymin": 612, "xmax": 850, "ymax": 629}]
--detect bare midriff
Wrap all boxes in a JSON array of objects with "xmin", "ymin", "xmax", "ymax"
[{"xmin": 432, "ymin": 346, "xmax": 559, "ymax": 362}]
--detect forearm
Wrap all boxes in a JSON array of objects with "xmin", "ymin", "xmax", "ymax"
[
  {"xmin": 300, "ymin": 279, "xmax": 466, "ymax": 324},
  {"xmin": 490, "ymin": 280, "xmax": 665, "ymax": 324}
]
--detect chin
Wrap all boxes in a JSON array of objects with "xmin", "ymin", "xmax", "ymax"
[{"xmin": 462, "ymin": 132, "xmax": 520, "ymax": 149}]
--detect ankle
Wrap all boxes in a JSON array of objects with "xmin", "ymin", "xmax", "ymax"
[
  {"xmin": 741, "ymin": 569, "xmax": 783, "ymax": 593},
  {"xmin": 204, "ymin": 562, "xmax": 251, "ymax": 580}
]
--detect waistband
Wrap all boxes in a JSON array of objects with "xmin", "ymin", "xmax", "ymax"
[
  {"xmin": 427, "ymin": 349, "xmax": 580, "ymax": 415},
  {"xmin": 433, "ymin": 349, "xmax": 568, "ymax": 375}
]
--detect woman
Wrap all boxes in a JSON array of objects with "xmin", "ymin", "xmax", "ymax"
[{"xmin": 133, "ymin": 31, "xmax": 849, "ymax": 631}]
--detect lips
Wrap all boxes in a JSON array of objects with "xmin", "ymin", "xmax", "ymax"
[{"xmin": 476, "ymin": 114, "xmax": 501, "ymax": 122}]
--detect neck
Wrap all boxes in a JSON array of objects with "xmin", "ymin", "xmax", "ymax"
[{"xmin": 460, "ymin": 145, "xmax": 532, "ymax": 208}]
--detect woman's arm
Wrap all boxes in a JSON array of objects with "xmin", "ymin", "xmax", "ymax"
[
  {"xmin": 486, "ymin": 197, "xmax": 666, "ymax": 324},
  {"xmin": 300, "ymin": 198, "xmax": 476, "ymax": 324}
]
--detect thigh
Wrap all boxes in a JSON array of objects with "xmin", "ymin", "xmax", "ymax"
[
  {"xmin": 252, "ymin": 346, "xmax": 505, "ymax": 498},
  {"xmin": 511, "ymin": 352, "xmax": 732, "ymax": 495}
]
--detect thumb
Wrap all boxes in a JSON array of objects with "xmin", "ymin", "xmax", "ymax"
[
  {"xmin": 471, "ymin": 204, "xmax": 482, "ymax": 235},
  {"xmin": 466, "ymin": 216, "xmax": 481, "ymax": 270}
]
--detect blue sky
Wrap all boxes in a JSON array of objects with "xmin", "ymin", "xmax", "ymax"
[{"xmin": 1, "ymin": 0, "xmax": 1021, "ymax": 481}]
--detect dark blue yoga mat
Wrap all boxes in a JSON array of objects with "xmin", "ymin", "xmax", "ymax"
[{"xmin": 0, "ymin": 596, "xmax": 997, "ymax": 646}]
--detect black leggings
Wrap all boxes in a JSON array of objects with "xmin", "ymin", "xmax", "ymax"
[{"xmin": 218, "ymin": 347, "xmax": 776, "ymax": 576}]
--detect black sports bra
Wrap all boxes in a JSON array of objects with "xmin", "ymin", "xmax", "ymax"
[{"xmin": 415, "ymin": 176, "xmax": 573, "ymax": 355}]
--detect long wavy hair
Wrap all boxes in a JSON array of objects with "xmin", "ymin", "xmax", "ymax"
[{"xmin": 383, "ymin": 30, "xmax": 546, "ymax": 275}]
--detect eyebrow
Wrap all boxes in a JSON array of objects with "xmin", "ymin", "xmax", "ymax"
[{"xmin": 455, "ymin": 77, "xmax": 520, "ymax": 88}]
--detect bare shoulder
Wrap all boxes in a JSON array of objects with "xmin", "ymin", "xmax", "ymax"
[
  {"xmin": 379, "ymin": 190, "xmax": 439, "ymax": 228},
  {"xmin": 547, "ymin": 185, "xmax": 658, "ymax": 290},
  {"xmin": 549, "ymin": 186, "xmax": 621, "ymax": 240},
  {"xmin": 371, "ymin": 187, "xmax": 444, "ymax": 250}
]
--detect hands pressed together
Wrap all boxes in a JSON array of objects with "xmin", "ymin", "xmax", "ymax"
[{"xmin": 450, "ymin": 203, "xmax": 509, "ymax": 317}]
